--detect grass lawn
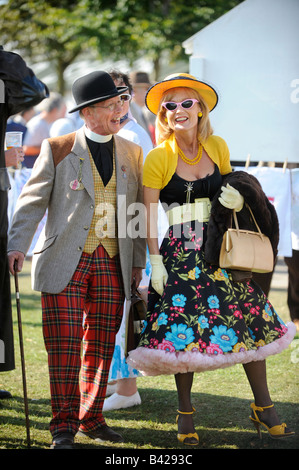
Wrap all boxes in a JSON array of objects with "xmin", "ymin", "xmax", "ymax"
[{"xmin": 0, "ymin": 259, "xmax": 298, "ymax": 451}]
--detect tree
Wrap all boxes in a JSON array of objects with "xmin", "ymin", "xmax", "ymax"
[
  {"xmin": 0, "ymin": 0, "xmax": 100, "ymax": 94},
  {"xmin": 0, "ymin": 0, "xmax": 243, "ymax": 93},
  {"xmin": 86, "ymin": 0, "xmax": 244, "ymax": 79}
]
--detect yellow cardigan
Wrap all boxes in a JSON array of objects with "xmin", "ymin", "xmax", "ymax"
[{"xmin": 143, "ymin": 133, "xmax": 232, "ymax": 189}]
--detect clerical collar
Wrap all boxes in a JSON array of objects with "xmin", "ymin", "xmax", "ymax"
[{"xmin": 84, "ymin": 126, "xmax": 112, "ymax": 143}]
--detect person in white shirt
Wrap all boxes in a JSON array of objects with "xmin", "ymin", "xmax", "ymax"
[
  {"xmin": 104, "ymin": 70, "xmax": 153, "ymax": 411},
  {"xmin": 23, "ymin": 92, "xmax": 66, "ymax": 167}
]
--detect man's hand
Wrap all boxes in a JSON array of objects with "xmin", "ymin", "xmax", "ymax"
[
  {"xmin": 131, "ymin": 267, "xmax": 143, "ymax": 289},
  {"xmin": 5, "ymin": 147, "xmax": 25, "ymax": 167},
  {"xmin": 7, "ymin": 251, "xmax": 25, "ymax": 275}
]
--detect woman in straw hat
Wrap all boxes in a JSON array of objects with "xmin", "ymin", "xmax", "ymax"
[{"xmin": 128, "ymin": 73, "xmax": 296, "ymax": 445}]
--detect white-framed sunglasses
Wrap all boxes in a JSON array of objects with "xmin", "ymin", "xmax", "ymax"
[
  {"xmin": 120, "ymin": 94, "xmax": 131, "ymax": 102},
  {"xmin": 162, "ymin": 98, "xmax": 199, "ymax": 112}
]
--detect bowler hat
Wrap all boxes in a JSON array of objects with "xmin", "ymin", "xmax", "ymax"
[
  {"xmin": 145, "ymin": 72, "xmax": 218, "ymax": 115},
  {"xmin": 69, "ymin": 71, "xmax": 128, "ymax": 113}
]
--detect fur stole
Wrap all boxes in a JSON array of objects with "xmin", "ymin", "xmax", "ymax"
[{"xmin": 204, "ymin": 171, "xmax": 279, "ymax": 265}]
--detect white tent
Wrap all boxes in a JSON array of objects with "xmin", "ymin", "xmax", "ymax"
[{"xmin": 183, "ymin": 0, "xmax": 299, "ymax": 164}]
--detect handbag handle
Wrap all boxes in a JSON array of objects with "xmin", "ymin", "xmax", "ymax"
[{"xmin": 232, "ymin": 203, "xmax": 265, "ymax": 239}]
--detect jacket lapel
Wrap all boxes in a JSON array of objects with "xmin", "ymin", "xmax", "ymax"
[
  {"xmin": 114, "ymin": 135, "xmax": 129, "ymax": 196},
  {"xmin": 70, "ymin": 127, "xmax": 94, "ymax": 200}
]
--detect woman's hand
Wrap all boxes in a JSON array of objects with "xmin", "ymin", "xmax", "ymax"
[
  {"xmin": 144, "ymin": 186, "xmax": 167, "ymax": 295},
  {"xmin": 149, "ymin": 254, "xmax": 168, "ymax": 296},
  {"xmin": 218, "ymin": 183, "xmax": 244, "ymax": 212}
]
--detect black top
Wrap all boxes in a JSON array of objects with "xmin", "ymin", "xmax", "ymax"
[
  {"xmin": 86, "ymin": 137, "xmax": 113, "ymax": 186},
  {"xmin": 159, "ymin": 164, "xmax": 222, "ymax": 206}
]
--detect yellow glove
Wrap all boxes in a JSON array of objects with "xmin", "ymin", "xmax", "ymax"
[
  {"xmin": 150, "ymin": 254, "xmax": 168, "ymax": 296},
  {"xmin": 218, "ymin": 183, "xmax": 244, "ymax": 212}
]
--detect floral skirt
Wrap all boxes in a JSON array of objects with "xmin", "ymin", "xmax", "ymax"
[{"xmin": 128, "ymin": 221, "xmax": 296, "ymax": 376}]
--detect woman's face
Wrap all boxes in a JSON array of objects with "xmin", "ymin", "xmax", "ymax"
[{"xmin": 162, "ymin": 87, "xmax": 201, "ymax": 135}]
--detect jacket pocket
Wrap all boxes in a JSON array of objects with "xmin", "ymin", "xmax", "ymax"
[{"xmin": 33, "ymin": 235, "xmax": 57, "ymax": 254}]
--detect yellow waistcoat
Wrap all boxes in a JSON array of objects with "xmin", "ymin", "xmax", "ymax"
[{"xmin": 83, "ymin": 150, "xmax": 119, "ymax": 257}]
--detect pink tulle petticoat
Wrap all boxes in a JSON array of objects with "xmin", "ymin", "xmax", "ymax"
[{"xmin": 127, "ymin": 322, "xmax": 297, "ymax": 376}]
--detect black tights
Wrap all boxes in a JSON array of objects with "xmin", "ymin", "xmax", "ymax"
[{"xmin": 175, "ymin": 360, "xmax": 280, "ymax": 430}]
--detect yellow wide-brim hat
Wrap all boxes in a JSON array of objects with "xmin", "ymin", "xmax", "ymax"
[{"xmin": 145, "ymin": 72, "xmax": 218, "ymax": 115}]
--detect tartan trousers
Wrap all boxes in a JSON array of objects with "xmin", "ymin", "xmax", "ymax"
[{"xmin": 41, "ymin": 245, "xmax": 125, "ymax": 437}]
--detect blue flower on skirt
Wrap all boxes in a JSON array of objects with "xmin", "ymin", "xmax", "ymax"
[
  {"xmin": 165, "ymin": 323, "xmax": 195, "ymax": 350},
  {"xmin": 157, "ymin": 312, "xmax": 168, "ymax": 326},
  {"xmin": 210, "ymin": 325, "xmax": 238, "ymax": 352},
  {"xmin": 222, "ymin": 268, "xmax": 229, "ymax": 279},
  {"xmin": 141, "ymin": 320, "xmax": 148, "ymax": 333},
  {"xmin": 248, "ymin": 327, "xmax": 256, "ymax": 341},
  {"xmin": 198, "ymin": 315, "xmax": 209, "ymax": 329},
  {"xmin": 172, "ymin": 294, "xmax": 187, "ymax": 308},
  {"xmin": 264, "ymin": 302, "xmax": 273, "ymax": 315},
  {"xmin": 194, "ymin": 266, "xmax": 201, "ymax": 278},
  {"xmin": 207, "ymin": 295, "xmax": 220, "ymax": 309}
]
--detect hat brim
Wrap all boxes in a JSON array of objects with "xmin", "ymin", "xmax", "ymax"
[
  {"xmin": 145, "ymin": 76, "xmax": 218, "ymax": 115},
  {"xmin": 69, "ymin": 86, "xmax": 128, "ymax": 113}
]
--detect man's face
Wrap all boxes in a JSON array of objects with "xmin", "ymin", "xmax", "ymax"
[{"xmin": 82, "ymin": 95, "xmax": 125, "ymax": 135}]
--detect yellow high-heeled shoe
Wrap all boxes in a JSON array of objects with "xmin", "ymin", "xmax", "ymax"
[
  {"xmin": 250, "ymin": 403, "xmax": 295, "ymax": 439},
  {"xmin": 176, "ymin": 408, "xmax": 199, "ymax": 446}
]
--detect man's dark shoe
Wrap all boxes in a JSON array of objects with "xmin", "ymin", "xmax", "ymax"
[
  {"xmin": 50, "ymin": 432, "xmax": 75, "ymax": 449},
  {"xmin": 0, "ymin": 390, "xmax": 12, "ymax": 399},
  {"xmin": 78, "ymin": 425, "xmax": 124, "ymax": 443}
]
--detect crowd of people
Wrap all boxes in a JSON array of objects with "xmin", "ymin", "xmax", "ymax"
[{"xmin": 1, "ymin": 48, "xmax": 298, "ymax": 448}]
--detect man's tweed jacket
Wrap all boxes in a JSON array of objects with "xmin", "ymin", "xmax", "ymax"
[{"xmin": 8, "ymin": 127, "xmax": 146, "ymax": 299}]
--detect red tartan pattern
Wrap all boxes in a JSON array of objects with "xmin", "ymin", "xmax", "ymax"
[{"xmin": 42, "ymin": 245, "xmax": 124, "ymax": 436}]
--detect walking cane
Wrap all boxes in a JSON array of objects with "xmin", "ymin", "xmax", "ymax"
[{"xmin": 13, "ymin": 260, "xmax": 31, "ymax": 448}]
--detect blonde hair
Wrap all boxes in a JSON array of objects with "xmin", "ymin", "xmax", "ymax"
[{"xmin": 155, "ymin": 87, "xmax": 213, "ymax": 145}]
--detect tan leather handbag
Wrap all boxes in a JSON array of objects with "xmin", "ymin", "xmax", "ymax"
[{"xmin": 219, "ymin": 204, "xmax": 274, "ymax": 273}]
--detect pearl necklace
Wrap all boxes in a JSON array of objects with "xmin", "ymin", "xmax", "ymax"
[{"xmin": 178, "ymin": 143, "xmax": 203, "ymax": 165}]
